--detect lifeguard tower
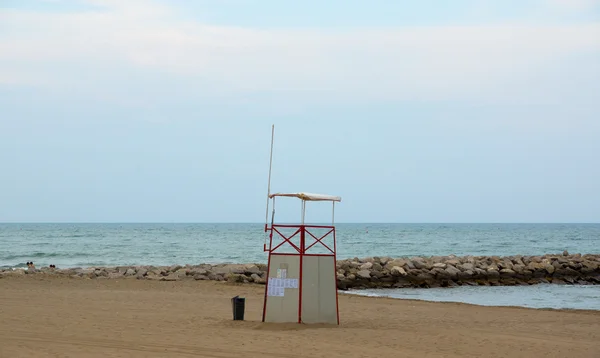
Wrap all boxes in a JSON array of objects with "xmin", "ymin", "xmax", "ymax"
[{"xmin": 261, "ymin": 126, "xmax": 341, "ymax": 325}]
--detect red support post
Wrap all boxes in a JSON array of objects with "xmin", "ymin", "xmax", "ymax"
[
  {"xmin": 333, "ymin": 227, "xmax": 340, "ymax": 325},
  {"xmin": 298, "ymin": 225, "xmax": 305, "ymax": 323}
]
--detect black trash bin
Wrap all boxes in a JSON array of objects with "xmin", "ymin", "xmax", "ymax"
[{"xmin": 231, "ymin": 296, "xmax": 245, "ymax": 321}]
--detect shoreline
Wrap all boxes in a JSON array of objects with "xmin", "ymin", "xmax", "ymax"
[{"xmin": 3, "ymin": 252, "xmax": 599, "ymax": 289}]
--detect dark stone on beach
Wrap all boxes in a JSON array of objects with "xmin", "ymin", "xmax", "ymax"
[
  {"xmin": 500, "ymin": 269, "xmax": 516, "ymax": 277},
  {"xmin": 244, "ymin": 264, "xmax": 261, "ymax": 275},
  {"xmin": 460, "ymin": 263, "xmax": 475, "ymax": 271},
  {"xmin": 431, "ymin": 268, "xmax": 448, "ymax": 278},
  {"xmin": 412, "ymin": 260, "xmax": 428, "ymax": 270},
  {"xmin": 146, "ymin": 272, "xmax": 162, "ymax": 281},
  {"xmin": 457, "ymin": 270, "xmax": 474, "ymax": 280},
  {"xmin": 379, "ymin": 276, "xmax": 396, "ymax": 283},
  {"xmin": 499, "ymin": 278, "xmax": 518, "ymax": 285},
  {"xmin": 588, "ymin": 276, "xmax": 600, "ymax": 284},
  {"xmin": 444, "ymin": 266, "xmax": 461, "ymax": 279},
  {"xmin": 486, "ymin": 269, "xmax": 500, "ymax": 279},
  {"xmin": 555, "ymin": 267, "xmax": 581, "ymax": 278},
  {"xmin": 162, "ymin": 273, "xmax": 180, "ymax": 281},
  {"xmin": 413, "ymin": 272, "xmax": 434, "ymax": 284},
  {"xmin": 136, "ymin": 268, "xmax": 148, "ymax": 278},
  {"xmin": 357, "ymin": 270, "xmax": 371, "ymax": 279},
  {"xmin": 563, "ymin": 277, "xmax": 575, "ymax": 284}
]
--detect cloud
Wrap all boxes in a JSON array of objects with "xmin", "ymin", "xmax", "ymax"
[{"xmin": 0, "ymin": 0, "xmax": 599, "ymax": 104}]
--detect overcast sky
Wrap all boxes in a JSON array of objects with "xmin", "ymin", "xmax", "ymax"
[{"xmin": 1, "ymin": 0, "xmax": 599, "ymax": 223}]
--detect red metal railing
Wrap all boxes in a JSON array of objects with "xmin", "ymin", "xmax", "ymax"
[{"xmin": 264, "ymin": 224, "xmax": 336, "ymax": 256}]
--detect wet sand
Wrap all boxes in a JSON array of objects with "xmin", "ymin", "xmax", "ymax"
[{"xmin": 0, "ymin": 275, "xmax": 598, "ymax": 358}]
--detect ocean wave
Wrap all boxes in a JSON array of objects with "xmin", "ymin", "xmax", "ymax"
[
  {"xmin": 1, "ymin": 252, "xmax": 94, "ymax": 260},
  {"xmin": 0, "ymin": 262, "xmax": 29, "ymax": 269}
]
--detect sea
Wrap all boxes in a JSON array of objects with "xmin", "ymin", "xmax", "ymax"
[{"xmin": 1, "ymin": 223, "xmax": 599, "ymax": 310}]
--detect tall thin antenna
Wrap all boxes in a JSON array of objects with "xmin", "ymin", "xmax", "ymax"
[{"xmin": 264, "ymin": 124, "xmax": 275, "ymax": 236}]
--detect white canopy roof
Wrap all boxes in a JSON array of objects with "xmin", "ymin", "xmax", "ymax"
[{"xmin": 269, "ymin": 192, "xmax": 342, "ymax": 202}]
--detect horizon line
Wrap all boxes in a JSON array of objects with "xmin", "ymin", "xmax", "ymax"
[{"xmin": 1, "ymin": 221, "xmax": 598, "ymax": 225}]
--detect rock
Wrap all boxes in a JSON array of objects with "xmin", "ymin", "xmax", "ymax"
[
  {"xmin": 404, "ymin": 260, "xmax": 416, "ymax": 270},
  {"xmin": 380, "ymin": 257, "xmax": 392, "ymax": 266},
  {"xmin": 244, "ymin": 264, "xmax": 261, "ymax": 275},
  {"xmin": 457, "ymin": 270, "xmax": 474, "ymax": 280},
  {"xmin": 460, "ymin": 263, "xmax": 475, "ymax": 271},
  {"xmin": 108, "ymin": 272, "xmax": 123, "ymax": 279},
  {"xmin": 412, "ymin": 260, "xmax": 428, "ymax": 270},
  {"xmin": 162, "ymin": 273, "xmax": 180, "ymax": 281},
  {"xmin": 190, "ymin": 268, "xmax": 209, "ymax": 276},
  {"xmin": 446, "ymin": 259, "xmax": 461, "ymax": 266},
  {"xmin": 432, "ymin": 268, "xmax": 451, "ymax": 279},
  {"xmin": 545, "ymin": 264, "xmax": 555, "ymax": 274},
  {"xmin": 473, "ymin": 268, "xmax": 487, "ymax": 276},
  {"xmin": 169, "ymin": 264, "xmax": 182, "ymax": 272},
  {"xmin": 11, "ymin": 270, "xmax": 26, "ymax": 276},
  {"xmin": 527, "ymin": 262, "xmax": 545, "ymax": 271},
  {"xmin": 143, "ymin": 272, "xmax": 159, "ymax": 280},
  {"xmin": 581, "ymin": 260, "xmax": 599, "ymax": 274},
  {"xmin": 226, "ymin": 273, "xmax": 246, "ymax": 283},
  {"xmin": 498, "ymin": 260, "xmax": 513, "ymax": 270},
  {"xmin": 357, "ymin": 270, "xmax": 371, "ymax": 279},
  {"xmin": 125, "ymin": 268, "xmax": 136, "ymax": 276},
  {"xmin": 136, "ymin": 268, "xmax": 148, "ymax": 278},
  {"xmin": 175, "ymin": 268, "xmax": 188, "ymax": 279},
  {"xmin": 76, "ymin": 268, "xmax": 95, "ymax": 276},
  {"xmin": 444, "ymin": 265, "xmax": 461, "ymax": 278},
  {"xmin": 511, "ymin": 256, "xmax": 525, "ymax": 266},
  {"xmin": 391, "ymin": 266, "xmax": 407, "ymax": 276},
  {"xmin": 555, "ymin": 267, "xmax": 581, "ymax": 278},
  {"xmin": 432, "ymin": 263, "xmax": 447, "ymax": 269},
  {"xmin": 212, "ymin": 264, "xmax": 246, "ymax": 275},
  {"xmin": 512, "ymin": 264, "xmax": 526, "ymax": 274},
  {"xmin": 500, "ymin": 269, "xmax": 516, "ymax": 276},
  {"xmin": 563, "ymin": 250, "xmax": 569, "ymax": 256},
  {"xmin": 431, "ymin": 256, "xmax": 445, "ymax": 264},
  {"xmin": 386, "ymin": 259, "xmax": 409, "ymax": 269},
  {"xmin": 414, "ymin": 272, "xmax": 434, "ymax": 283},
  {"xmin": 486, "ymin": 268, "xmax": 500, "ymax": 279},
  {"xmin": 360, "ymin": 262, "xmax": 373, "ymax": 270}
]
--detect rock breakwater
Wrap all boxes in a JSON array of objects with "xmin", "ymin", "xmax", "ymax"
[
  {"xmin": 335, "ymin": 252, "xmax": 600, "ymax": 289},
  {"xmin": 2, "ymin": 253, "xmax": 599, "ymax": 289}
]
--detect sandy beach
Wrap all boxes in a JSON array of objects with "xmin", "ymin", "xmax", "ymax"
[{"xmin": 1, "ymin": 275, "xmax": 598, "ymax": 358}]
